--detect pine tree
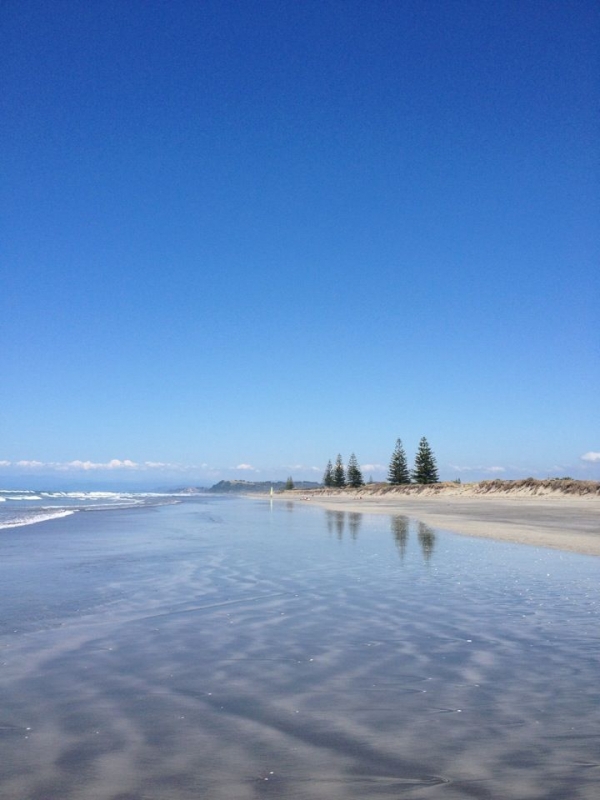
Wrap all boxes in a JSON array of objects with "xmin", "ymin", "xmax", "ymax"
[
  {"xmin": 333, "ymin": 454, "xmax": 346, "ymax": 488},
  {"xmin": 412, "ymin": 437, "xmax": 439, "ymax": 484},
  {"xmin": 285, "ymin": 476, "xmax": 294, "ymax": 490},
  {"xmin": 323, "ymin": 460, "xmax": 334, "ymax": 487},
  {"xmin": 388, "ymin": 438, "xmax": 411, "ymax": 484},
  {"xmin": 346, "ymin": 453, "xmax": 364, "ymax": 487}
]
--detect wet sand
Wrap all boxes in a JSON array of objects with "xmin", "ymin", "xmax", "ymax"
[
  {"xmin": 287, "ymin": 493, "xmax": 600, "ymax": 556},
  {"xmin": 2, "ymin": 499, "xmax": 600, "ymax": 799}
]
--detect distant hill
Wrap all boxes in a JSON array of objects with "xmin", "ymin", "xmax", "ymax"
[{"xmin": 208, "ymin": 479, "xmax": 321, "ymax": 494}]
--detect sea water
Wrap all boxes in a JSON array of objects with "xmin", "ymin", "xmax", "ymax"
[
  {"xmin": 0, "ymin": 494, "xmax": 598, "ymax": 799},
  {"xmin": 0, "ymin": 489, "xmax": 181, "ymax": 530}
]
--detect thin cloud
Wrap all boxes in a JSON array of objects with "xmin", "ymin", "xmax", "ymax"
[
  {"xmin": 235, "ymin": 463, "xmax": 256, "ymax": 471},
  {"xmin": 80, "ymin": 459, "xmax": 192, "ymax": 471},
  {"xmin": 449, "ymin": 464, "xmax": 506, "ymax": 474},
  {"xmin": 4, "ymin": 459, "xmax": 193, "ymax": 472},
  {"xmin": 66, "ymin": 459, "xmax": 139, "ymax": 471},
  {"xmin": 361, "ymin": 463, "xmax": 385, "ymax": 472},
  {"xmin": 581, "ymin": 452, "xmax": 600, "ymax": 463}
]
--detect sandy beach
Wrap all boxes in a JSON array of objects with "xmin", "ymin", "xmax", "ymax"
[{"xmin": 280, "ymin": 484, "xmax": 600, "ymax": 557}]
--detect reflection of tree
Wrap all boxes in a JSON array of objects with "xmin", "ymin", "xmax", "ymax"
[
  {"xmin": 417, "ymin": 521, "xmax": 436, "ymax": 561},
  {"xmin": 348, "ymin": 512, "xmax": 362, "ymax": 540},
  {"xmin": 325, "ymin": 509, "xmax": 346, "ymax": 538},
  {"xmin": 391, "ymin": 515, "xmax": 410, "ymax": 560},
  {"xmin": 325, "ymin": 509, "xmax": 335, "ymax": 536}
]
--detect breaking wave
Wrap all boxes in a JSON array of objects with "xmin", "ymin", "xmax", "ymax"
[
  {"xmin": 0, "ymin": 509, "xmax": 77, "ymax": 530},
  {"xmin": 0, "ymin": 489, "xmax": 182, "ymax": 531}
]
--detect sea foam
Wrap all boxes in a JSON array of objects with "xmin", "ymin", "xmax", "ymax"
[{"xmin": 0, "ymin": 508, "xmax": 76, "ymax": 530}]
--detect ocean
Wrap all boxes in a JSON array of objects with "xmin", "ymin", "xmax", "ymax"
[
  {"xmin": 0, "ymin": 488, "xmax": 182, "ymax": 530},
  {"xmin": 0, "ymin": 491, "xmax": 599, "ymax": 799}
]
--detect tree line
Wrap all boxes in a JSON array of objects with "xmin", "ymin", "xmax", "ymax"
[
  {"xmin": 323, "ymin": 453, "xmax": 365, "ymax": 488},
  {"xmin": 323, "ymin": 437, "xmax": 439, "ymax": 488}
]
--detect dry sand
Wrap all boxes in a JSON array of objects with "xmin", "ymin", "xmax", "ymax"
[{"xmin": 280, "ymin": 486, "xmax": 600, "ymax": 557}]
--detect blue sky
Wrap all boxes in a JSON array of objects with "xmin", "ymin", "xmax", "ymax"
[{"xmin": 2, "ymin": 0, "xmax": 599, "ymax": 487}]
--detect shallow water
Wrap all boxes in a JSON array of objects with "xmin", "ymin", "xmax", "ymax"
[{"xmin": 1, "ymin": 496, "xmax": 599, "ymax": 799}]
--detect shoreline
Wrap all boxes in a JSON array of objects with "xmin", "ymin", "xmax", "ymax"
[{"xmin": 274, "ymin": 486, "xmax": 600, "ymax": 557}]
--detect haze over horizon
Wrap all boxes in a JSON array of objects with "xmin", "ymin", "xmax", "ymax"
[{"xmin": 2, "ymin": 0, "xmax": 598, "ymax": 486}]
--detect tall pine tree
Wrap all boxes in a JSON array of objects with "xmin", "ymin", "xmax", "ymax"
[
  {"xmin": 412, "ymin": 437, "xmax": 439, "ymax": 484},
  {"xmin": 333, "ymin": 454, "xmax": 346, "ymax": 487},
  {"xmin": 388, "ymin": 438, "xmax": 411, "ymax": 484},
  {"xmin": 323, "ymin": 460, "xmax": 334, "ymax": 487},
  {"xmin": 346, "ymin": 453, "xmax": 364, "ymax": 487}
]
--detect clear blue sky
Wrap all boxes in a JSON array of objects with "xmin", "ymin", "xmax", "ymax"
[{"xmin": 2, "ymin": 0, "xmax": 598, "ymax": 487}]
